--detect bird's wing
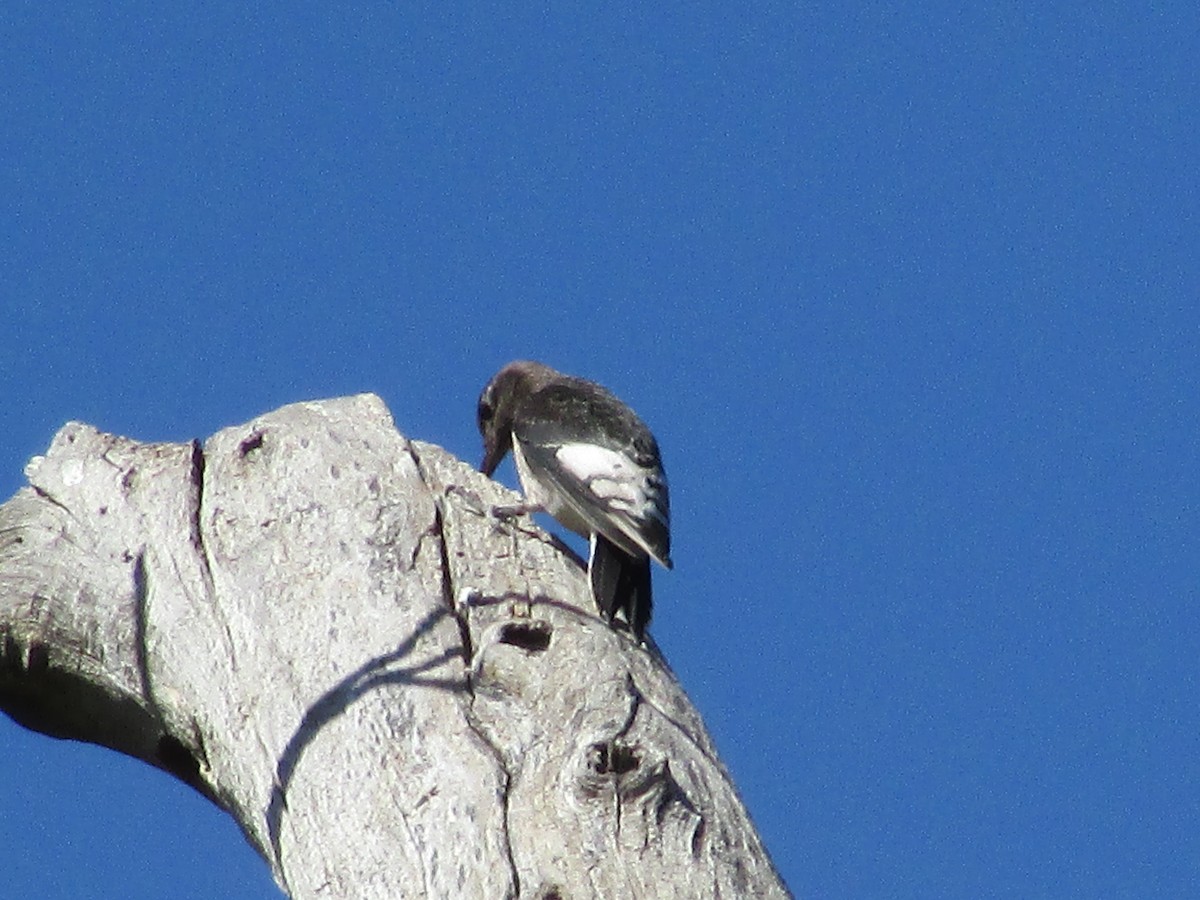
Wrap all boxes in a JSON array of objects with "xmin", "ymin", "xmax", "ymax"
[
  {"xmin": 517, "ymin": 436, "xmax": 672, "ymax": 569},
  {"xmin": 517, "ymin": 379, "xmax": 672, "ymax": 567}
]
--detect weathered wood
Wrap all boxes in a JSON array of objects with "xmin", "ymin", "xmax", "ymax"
[{"xmin": 0, "ymin": 394, "xmax": 790, "ymax": 899}]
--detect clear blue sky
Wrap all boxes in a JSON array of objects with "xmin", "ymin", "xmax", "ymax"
[{"xmin": 2, "ymin": 4, "xmax": 1197, "ymax": 897}]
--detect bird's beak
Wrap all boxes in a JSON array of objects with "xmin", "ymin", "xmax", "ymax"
[{"xmin": 480, "ymin": 433, "xmax": 506, "ymax": 476}]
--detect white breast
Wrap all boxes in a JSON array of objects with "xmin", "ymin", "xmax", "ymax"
[{"xmin": 511, "ymin": 437, "xmax": 592, "ymax": 536}]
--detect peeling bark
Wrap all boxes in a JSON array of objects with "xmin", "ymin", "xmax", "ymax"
[{"xmin": 0, "ymin": 394, "xmax": 790, "ymax": 899}]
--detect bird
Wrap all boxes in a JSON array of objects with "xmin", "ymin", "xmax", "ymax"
[{"xmin": 477, "ymin": 360, "xmax": 672, "ymax": 640}]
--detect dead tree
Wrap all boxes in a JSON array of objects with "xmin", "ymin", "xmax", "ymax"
[{"xmin": 0, "ymin": 394, "xmax": 790, "ymax": 899}]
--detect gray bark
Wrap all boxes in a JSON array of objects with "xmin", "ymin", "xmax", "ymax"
[{"xmin": 0, "ymin": 394, "xmax": 790, "ymax": 899}]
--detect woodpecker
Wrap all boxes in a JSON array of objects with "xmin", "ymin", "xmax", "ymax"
[{"xmin": 477, "ymin": 360, "xmax": 672, "ymax": 640}]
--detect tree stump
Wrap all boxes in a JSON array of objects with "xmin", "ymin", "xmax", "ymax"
[{"xmin": 0, "ymin": 394, "xmax": 790, "ymax": 899}]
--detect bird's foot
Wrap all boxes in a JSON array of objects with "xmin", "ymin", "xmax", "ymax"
[
  {"xmin": 486, "ymin": 501, "xmax": 547, "ymax": 541},
  {"xmin": 490, "ymin": 501, "xmax": 541, "ymax": 520}
]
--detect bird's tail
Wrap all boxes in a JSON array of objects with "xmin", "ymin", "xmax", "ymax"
[{"xmin": 589, "ymin": 533, "xmax": 652, "ymax": 640}]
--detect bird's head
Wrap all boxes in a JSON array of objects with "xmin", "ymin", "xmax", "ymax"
[{"xmin": 477, "ymin": 360, "xmax": 560, "ymax": 476}]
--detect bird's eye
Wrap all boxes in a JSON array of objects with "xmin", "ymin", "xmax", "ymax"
[{"xmin": 478, "ymin": 399, "xmax": 494, "ymax": 425}]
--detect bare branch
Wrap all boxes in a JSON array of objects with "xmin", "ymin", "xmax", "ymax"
[{"xmin": 0, "ymin": 394, "xmax": 790, "ymax": 899}]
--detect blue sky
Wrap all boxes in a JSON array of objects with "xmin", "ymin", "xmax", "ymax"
[{"xmin": 2, "ymin": 3, "xmax": 1197, "ymax": 897}]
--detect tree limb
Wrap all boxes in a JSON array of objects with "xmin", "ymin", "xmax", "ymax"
[{"xmin": 0, "ymin": 394, "xmax": 790, "ymax": 899}]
